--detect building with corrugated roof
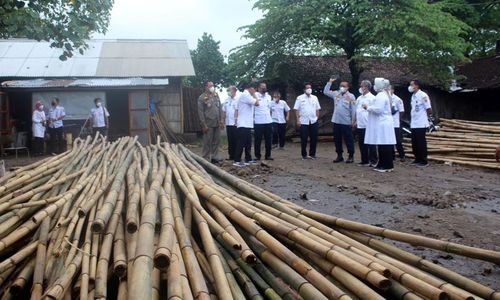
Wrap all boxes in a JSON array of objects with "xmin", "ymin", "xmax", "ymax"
[{"xmin": 0, "ymin": 39, "xmax": 195, "ymax": 147}]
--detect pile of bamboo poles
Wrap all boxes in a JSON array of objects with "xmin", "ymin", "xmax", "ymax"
[
  {"xmin": 150, "ymin": 104, "xmax": 185, "ymax": 144},
  {"xmin": 404, "ymin": 118, "xmax": 500, "ymax": 170},
  {"xmin": 0, "ymin": 134, "xmax": 499, "ymax": 300}
]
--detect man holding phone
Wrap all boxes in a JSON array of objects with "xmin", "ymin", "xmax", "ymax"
[{"xmin": 323, "ymin": 76, "xmax": 356, "ymax": 163}]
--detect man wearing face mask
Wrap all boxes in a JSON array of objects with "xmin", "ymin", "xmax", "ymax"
[
  {"xmin": 222, "ymin": 86, "xmax": 239, "ymax": 160},
  {"xmin": 324, "ymin": 78, "xmax": 356, "ymax": 163},
  {"xmin": 294, "ymin": 83, "xmax": 321, "ymax": 160},
  {"xmin": 89, "ymin": 98, "xmax": 110, "ymax": 137},
  {"xmin": 353, "ymin": 80, "xmax": 377, "ymax": 167},
  {"xmin": 47, "ymin": 97, "xmax": 65, "ymax": 155},
  {"xmin": 408, "ymin": 80, "xmax": 432, "ymax": 167},
  {"xmin": 270, "ymin": 91, "xmax": 290, "ymax": 149},
  {"xmin": 233, "ymin": 82, "xmax": 260, "ymax": 167},
  {"xmin": 362, "ymin": 78, "xmax": 396, "ymax": 172},
  {"xmin": 32, "ymin": 101, "xmax": 46, "ymax": 156},
  {"xmin": 254, "ymin": 81, "xmax": 274, "ymax": 160},
  {"xmin": 198, "ymin": 81, "xmax": 223, "ymax": 163}
]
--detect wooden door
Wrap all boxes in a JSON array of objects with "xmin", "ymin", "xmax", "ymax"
[{"xmin": 128, "ymin": 91, "xmax": 150, "ymax": 145}]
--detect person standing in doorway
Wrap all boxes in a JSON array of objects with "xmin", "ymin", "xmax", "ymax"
[
  {"xmin": 409, "ymin": 80, "xmax": 432, "ymax": 167},
  {"xmin": 233, "ymin": 82, "xmax": 260, "ymax": 167},
  {"xmin": 389, "ymin": 86, "xmax": 405, "ymax": 161},
  {"xmin": 198, "ymin": 81, "xmax": 223, "ymax": 164},
  {"xmin": 294, "ymin": 83, "xmax": 321, "ymax": 160},
  {"xmin": 48, "ymin": 97, "xmax": 65, "ymax": 155},
  {"xmin": 363, "ymin": 78, "xmax": 396, "ymax": 172},
  {"xmin": 89, "ymin": 98, "xmax": 110, "ymax": 137},
  {"xmin": 32, "ymin": 101, "xmax": 46, "ymax": 156},
  {"xmin": 323, "ymin": 78, "xmax": 356, "ymax": 163},
  {"xmin": 254, "ymin": 81, "xmax": 274, "ymax": 160},
  {"xmin": 353, "ymin": 80, "xmax": 377, "ymax": 167},
  {"xmin": 222, "ymin": 86, "xmax": 239, "ymax": 160},
  {"xmin": 270, "ymin": 91, "xmax": 290, "ymax": 149}
]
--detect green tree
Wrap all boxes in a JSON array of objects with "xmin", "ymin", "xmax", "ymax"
[
  {"xmin": 434, "ymin": 0, "xmax": 500, "ymax": 57},
  {"xmin": 0, "ymin": 0, "xmax": 113, "ymax": 60},
  {"xmin": 229, "ymin": 0, "xmax": 471, "ymax": 90},
  {"xmin": 189, "ymin": 33, "xmax": 227, "ymax": 87}
]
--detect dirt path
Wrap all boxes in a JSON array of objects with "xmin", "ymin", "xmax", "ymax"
[{"xmin": 214, "ymin": 141, "xmax": 500, "ymax": 290}]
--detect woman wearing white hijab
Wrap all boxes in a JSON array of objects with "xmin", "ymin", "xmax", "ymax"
[{"xmin": 362, "ymin": 78, "xmax": 396, "ymax": 172}]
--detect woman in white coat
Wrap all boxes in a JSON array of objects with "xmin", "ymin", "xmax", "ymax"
[
  {"xmin": 362, "ymin": 78, "xmax": 396, "ymax": 172},
  {"xmin": 32, "ymin": 101, "xmax": 46, "ymax": 156}
]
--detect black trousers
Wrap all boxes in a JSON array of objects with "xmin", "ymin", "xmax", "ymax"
[
  {"xmin": 333, "ymin": 123, "xmax": 354, "ymax": 157},
  {"xmin": 33, "ymin": 137, "xmax": 44, "ymax": 156},
  {"xmin": 93, "ymin": 126, "xmax": 108, "ymax": 137},
  {"xmin": 393, "ymin": 127, "xmax": 405, "ymax": 159},
  {"xmin": 272, "ymin": 123, "xmax": 287, "ymax": 148},
  {"xmin": 377, "ymin": 145, "xmax": 394, "ymax": 170},
  {"xmin": 48, "ymin": 127, "xmax": 64, "ymax": 154},
  {"xmin": 357, "ymin": 128, "xmax": 378, "ymax": 164},
  {"xmin": 254, "ymin": 123, "xmax": 272, "ymax": 159},
  {"xmin": 411, "ymin": 128, "xmax": 428, "ymax": 164},
  {"xmin": 234, "ymin": 127, "xmax": 252, "ymax": 163},
  {"xmin": 226, "ymin": 125, "xmax": 237, "ymax": 160},
  {"xmin": 299, "ymin": 122, "xmax": 318, "ymax": 158}
]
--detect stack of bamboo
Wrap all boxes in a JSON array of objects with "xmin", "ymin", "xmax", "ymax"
[
  {"xmin": 0, "ymin": 134, "xmax": 499, "ymax": 300},
  {"xmin": 404, "ymin": 118, "xmax": 500, "ymax": 170}
]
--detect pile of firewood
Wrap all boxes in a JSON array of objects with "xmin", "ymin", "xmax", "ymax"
[{"xmin": 0, "ymin": 135, "xmax": 499, "ymax": 299}]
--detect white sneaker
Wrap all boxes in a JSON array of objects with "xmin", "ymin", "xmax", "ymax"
[{"xmin": 233, "ymin": 162, "xmax": 246, "ymax": 167}]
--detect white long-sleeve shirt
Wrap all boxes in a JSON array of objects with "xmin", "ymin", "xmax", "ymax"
[
  {"xmin": 254, "ymin": 92, "xmax": 273, "ymax": 124},
  {"xmin": 365, "ymin": 91, "xmax": 396, "ymax": 145},
  {"xmin": 236, "ymin": 90, "xmax": 258, "ymax": 129},
  {"xmin": 410, "ymin": 90, "xmax": 432, "ymax": 128},
  {"xmin": 32, "ymin": 110, "xmax": 46, "ymax": 138},
  {"xmin": 48, "ymin": 105, "xmax": 65, "ymax": 128},
  {"xmin": 355, "ymin": 92, "xmax": 375, "ymax": 129}
]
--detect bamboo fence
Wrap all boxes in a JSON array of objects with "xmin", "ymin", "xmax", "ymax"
[
  {"xmin": 0, "ymin": 134, "xmax": 498, "ymax": 299},
  {"xmin": 403, "ymin": 118, "xmax": 500, "ymax": 170}
]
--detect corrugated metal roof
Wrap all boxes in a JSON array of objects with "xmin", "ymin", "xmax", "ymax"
[
  {"xmin": 0, "ymin": 39, "xmax": 195, "ymax": 78},
  {"xmin": 1, "ymin": 78, "xmax": 169, "ymax": 88}
]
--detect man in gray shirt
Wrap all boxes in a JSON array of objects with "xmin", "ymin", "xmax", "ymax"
[
  {"xmin": 323, "ymin": 78, "xmax": 356, "ymax": 163},
  {"xmin": 198, "ymin": 81, "xmax": 223, "ymax": 163}
]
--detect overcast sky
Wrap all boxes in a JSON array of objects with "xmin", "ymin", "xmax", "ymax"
[{"xmin": 94, "ymin": 0, "xmax": 262, "ymax": 57}]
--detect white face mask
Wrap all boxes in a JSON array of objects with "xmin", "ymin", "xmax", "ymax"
[
  {"xmin": 209, "ymin": 87, "xmax": 215, "ymax": 93},
  {"xmin": 39, "ymin": 105, "xmax": 44, "ymax": 110},
  {"xmin": 408, "ymin": 86, "xmax": 415, "ymax": 93},
  {"xmin": 96, "ymin": 102, "xmax": 102, "ymax": 107},
  {"xmin": 358, "ymin": 88, "xmax": 364, "ymax": 95},
  {"xmin": 340, "ymin": 87, "xmax": 348, "ymax": 93},
  {"xmin": 305, "ymin": 88, "xmax": 312, "ymax": 95}
]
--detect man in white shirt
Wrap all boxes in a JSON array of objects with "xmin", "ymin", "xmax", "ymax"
[
  {"xmin": 48, "ymin": 97, "xmax": 65, "ymax": 155},
  {"xmin": 294, "ymin": 83, "xmax": 321, "ymax": 160},
  {"xmin": 233, "ymin": 82, "xmax": 260, "ymax": 167},
  {"xmin": 390, "ymin": 86, "xmax": 405, "ymax": 162},
  {"xmin": 409, "ymin": 80, "xmax": 432, "ymax": 167},
  {"xmin": 254, "ymin": 82, "xmax": 274, "ymax": 160},
  {"xmin": 222, "ymin": 86, "xmax": 239, "ymax": 160},
  {"xmin": 324, "ymin": 78, "xmax": 356, "ymax": 163},
  {"xmin": 353, "ymin": 80, "xmax": 377, "ymax": 167},
  {"xmin": 89, "ymin": 98, "xmax": 110, "ymax": 137},
  {"xmin": 270, "ymin": 91, "xmax": 290, "ymax": 149}
]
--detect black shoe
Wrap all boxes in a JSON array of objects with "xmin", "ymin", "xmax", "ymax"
[
  {"xmin": 333, "ymin": 156, "xmax": 344, "ymax": 163},
  {"xmin": 346, "ymin": 156, "xmax": 354, "ymax": 163},
  {"xmin": 265, "ymin": 157, "xmax": 274, "ymax": 161},
  {"xmin": 410, "ymin": 160, "xmax": 419, "ymax": 165},
  {"xmin": 210, "ymin": 159, "xmax": 219, "ymax": 164},
  {"xmin": 400, "ymin": 157, "xmax": 406, "ymax": 162}
]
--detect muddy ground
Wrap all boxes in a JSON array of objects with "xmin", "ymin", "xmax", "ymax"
[
  {"xmin": 212, "ymin": 141, "xmax": 500, "ymax": 290},
  {"xmin": 2, "ymin": 142, "xmax": 500, "ymax": 290}
]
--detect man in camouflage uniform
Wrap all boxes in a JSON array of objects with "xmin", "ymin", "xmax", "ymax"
[{"xmin": 198, "ymin": 81, "xmax": 223, "ymax": 163}]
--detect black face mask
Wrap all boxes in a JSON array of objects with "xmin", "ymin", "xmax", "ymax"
[{"xmin": 51, "ymin": 102, "xmax": 56, "ymax": 106}]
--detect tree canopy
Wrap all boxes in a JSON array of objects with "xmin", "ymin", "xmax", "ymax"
[
  {"xmin": 227, "ymin": 0, "xmax": 498, "ymax": 90},
  {"xmin": 0, "ymin": 0, "xmax": 113, "ymax": 60},
  {"xmin": 188, "ymin": 33, "xmax": 227, "ymax": 87}
]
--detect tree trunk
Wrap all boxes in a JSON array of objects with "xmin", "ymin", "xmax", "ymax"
[{"xmin": 346, "ymin": 52, "xmax": 362, "ymax": 97}]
